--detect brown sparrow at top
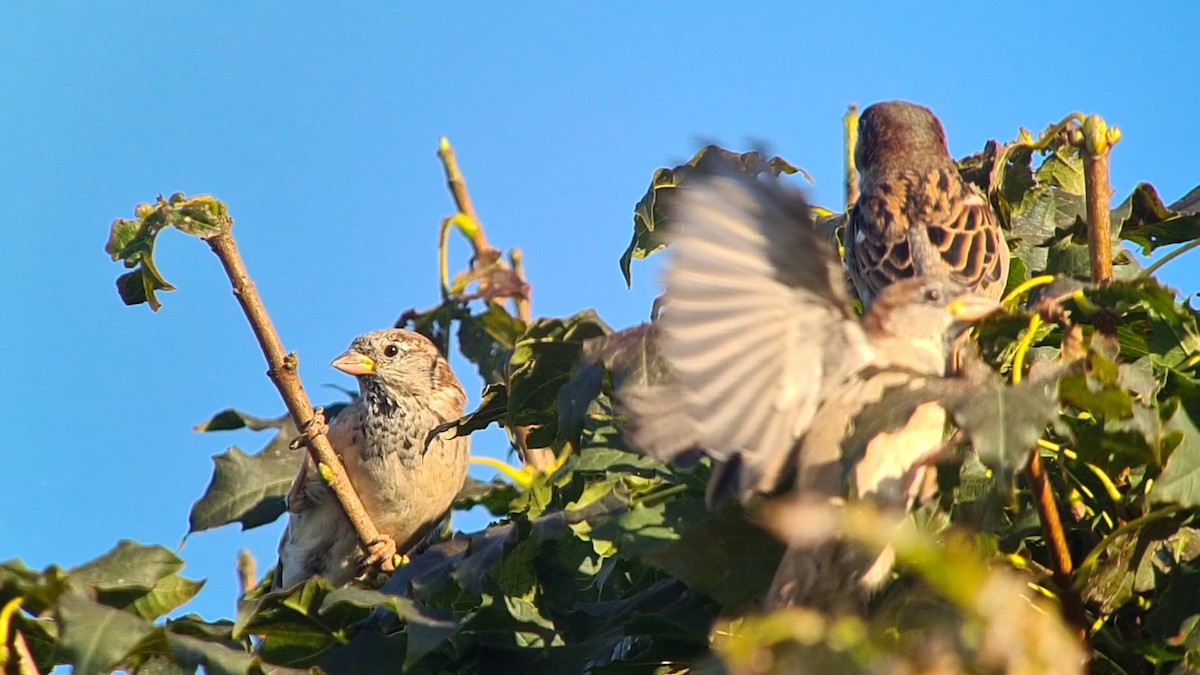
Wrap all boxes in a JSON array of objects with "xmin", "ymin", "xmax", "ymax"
[
  {"xmin": 846, "ymin": 100, "xmax": 1010, "ymax": 306},
  {"xmin": 620, "ymin": 158, "xmax": 1000, "ymax": 610},
  {"xmin": 273, "ymin": 328, "xmax": 470, "ymax": 589}
]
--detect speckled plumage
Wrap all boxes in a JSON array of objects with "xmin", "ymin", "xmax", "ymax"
[
  {"xmin": 620, "ymin": 160, "xmax": 1001, "ymax": 612},
  {"xmin": 274, "ymin": 329, "xmax": 469, "ymax": 589},
  {"xmin": 846, "ymin": 101, "xmax": 1010, "ymax": 307}
]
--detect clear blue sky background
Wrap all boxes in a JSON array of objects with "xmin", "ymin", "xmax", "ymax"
[{"xmin": 3, "ymin": 4, "xmax": 1198, "ymax": 623}]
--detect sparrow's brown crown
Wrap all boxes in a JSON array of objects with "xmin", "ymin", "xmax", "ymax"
[{"xmin": 855, "ymin": 101, "xmax": 952, "ymax": 177}]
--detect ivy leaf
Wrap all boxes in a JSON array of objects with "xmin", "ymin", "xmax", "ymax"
[
  {"xmin": 458, "ymin": 301, "xmax": 524, "ymax": 385},
  {"xmin": 945, "ymin": 373, "xmax": 1063, "ymax": 485},
  {"xmin": 619, "ymin": 145, "xmax": 806, "ymax": 287},
  {"xmin": 506, "ymin": 311, "xmax": 610, "ymax": 443},
  {"xmin": 643, "ymin": 505, "xmax": 783, "ymax": 611},
  {"xmin": 99, "ymin": 574, "xmax": 205, "ymax": 622},
  {"xmin": 321, "ymin": 587, "xmax": 460, "ymax": 669},
  {"xmin": 433, "ymin": 383, "xmax": 508, "ymax": 442},
  {"xmin": 70, "ymin": 541, "xmax": 184, "ymax": 593},
  {"xmin": 57, "ymin": 593, "xmax": 155, "ymax": 675},
  {"xmin": 187, "ymin": 445, "xmax": 300, "ymax": 534},
  {"xmin": 1117, "ymin": 182, "xmax": 1200, "ymax": 254},
  {"xmin": 105, "ymin": 194, "xmax": 232, "ymax": 310},
  {"xmin": 188, "ymin": 403, "xmax": 348, "ymax": 534},
  {"xmin": 193, "ymin": 408, "xmax": 288, "ymax": 433},
  {"xmin": 1150, "ymin": 404, "xmax": 1200, "ymax": 508}
]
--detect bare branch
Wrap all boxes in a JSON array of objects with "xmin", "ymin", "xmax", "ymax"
[
  {"xmin": 843, "ymin": 103, "xmax": 860, "ymax": 208},
  {"xmin": 206, "ymin": 231, "xmax": 397, "ymax": 572},
  {"xmin": 1080, "ymin": 115, "xmax": 1121, "ymax": 283},
  {"xmin": 236, "ymin": 549, "xmax": 257, "ymax": 597},
  {"xmin": 434, "ymin": 138, "xmax": 549, "ymax": 471}
]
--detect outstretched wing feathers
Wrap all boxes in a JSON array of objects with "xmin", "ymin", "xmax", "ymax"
[{"xmin": 623, "ymin": 163, "xmax": 872, "ymax": 497}]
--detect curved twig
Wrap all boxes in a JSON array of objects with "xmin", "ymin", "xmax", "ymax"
[{"xmin": 206, "ymin": 232, "xmax": 394, "ymax": 571}]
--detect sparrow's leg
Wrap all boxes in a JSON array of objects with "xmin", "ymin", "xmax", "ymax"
[
  {"xmin": 357, "ymin": 535, "xmax": 399, "ymax": 578},
  {"xmin": 286, "ymin": 408, "xmax": 330, "ymax": 513}
]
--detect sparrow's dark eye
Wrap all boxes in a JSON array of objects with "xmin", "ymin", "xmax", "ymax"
[
  {"xmin": 383, "ymin": 344, "xmax": 400, "ymax": 358},
  {"xmin": 924, "ymin": 288, "xmax": 942, "ymax": 303}
]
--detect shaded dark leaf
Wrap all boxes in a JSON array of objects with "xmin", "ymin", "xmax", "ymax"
[
  {"xmin": 70, "ymin": 541, "xmax": 184, "ymax": 593},
  {"xmin": 455, "ymin": 476, "xmax": 520, "ymax": 515},
  {"xmin": 946, "ymin": 373, "xmax": 1063, "ymax": 484},
  {"xmin": 57, "ymin": 592, "xmax": 156, "ymax": 675},
  {"xmin": 643, "ymin": 504, "xmax": 783, "ymax": 611},
  {"xmin": 187, "ymin": 445, "xmax": 299, "ymax": 534},
  {"xmin": 1151, "ymin": 404, "xmax": 1200, "ymax": 508},
  {"xmin": 506, "ymin": 311, "xmax": 611, "ymax": 443},
  {"xmin": 1118, "ymin": 182, "xmax": 1200, "ymax": 254},
  {"xmin": 619, "ymin": 145, "xmax": 805, "ymax": 287},
  {"xmin": 194, "ymin": 409, "xmax": 287, "ymax": 433},
  {"xmin": 321, "ymin": 587, "xmax": 460, "ymax": 669},
  {"xmin": 459, "ymin": 301, "xmax": 524, "ymax": 384}
]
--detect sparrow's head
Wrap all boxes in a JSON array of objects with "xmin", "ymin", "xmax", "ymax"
[
  {"xmin": 855, "ymin": 101, "xmax": 951, "ymax": 176},
  {"xmin": 332, "ymin": 329, "xmax": 465, "ymax": 407},
  {"xmin": 863, "ymin": 278, "xmax": 1001, "ymax": 368}
]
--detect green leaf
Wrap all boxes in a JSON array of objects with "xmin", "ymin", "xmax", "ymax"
[
  {"xmin": 193, "ymin": 409, "xmax": 287, "ymax": 433},
  {"xmin": 1117, "ymin": 182, "xmax": 1200, "ymax": 254},
  {"xmin": 99, "ymin": 574, "xmax": 205, "ymax": 622},
  {"xmin": 167, "ymin": 194, "xmax": 231, "ymax": 238},
  {"xmin": 945, "ymin": 373, "xmax": 1062, "ymax": 484},
  {"xmin": 1147, "ymin": 562, "xmax": 1200, "ymax": 645},
  {"xmin": 188, "ymin": 445, "xmax": 299, "ymax": 534},
  {"xmin": 458, "ymin": 301, "xmax": 524, "ymax": 384},
  {"xmin": 643, "ymin": 505, "xmax": 783, "ymax": 610},
  {"xmin": 1151, "ymin": 404, "xmax": 1200, "ymax": 508},
  {"xmin": 233, "ymin": 578, "xmax": 358, "ymax": 666},
  {"xmin": 161, "ymin": 633, "xmax": 259, "ymax": 675},
  {"xmin": 454, "ymin": 476, "xmax": 520, "ymax": 515},
  {"xmin": 321, "ymin": 587, "xmax": 460, "ymax": 669},
  {"xmin": 105, "ymin": 194, "xmax": 231, "ymax": 311},
  {"xmin": 57, "ymin": 592, "xmax": 155, "ymax": 675},
  {"xmin": 70, "ymin": 541, "xmax": 184, "ymax": 592},
  {"xmin": 105, "ymin": 218, "xmax": 143, "ymax": 260},
  {"xmin": 505, "ymin": 311, "xmax": 611, "ymax": 443},
  {"xmin": 434, "ymin": 382, "xmax": 508, "ymax": 442},
  {"xmin": 619, "ymin": 145, "xmax": 806, "ymax": 287}
]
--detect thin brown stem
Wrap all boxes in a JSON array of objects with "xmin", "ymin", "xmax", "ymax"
[
  {"xmin": 844, "ymin": 103, "xmax": 860, "ymax": 208},
  {"xmin": 1029, "ymin": 448, "xmax": 1089, "ymax": 641},
  {"xmin": 514, "ymin": 426, "xmax": 555, "ymax": 473},
  {"xmin": 437, "ymin": 137, "xmax": 498, "ymax": 260},
  {"xmin": 1029, "ymin": 452, "xmax": 1073, "ymax": 579},
  {"xmin": 1080, "ymin": 115, "xmax": 1119, "ymax": 284},
  {"xmin": 12, "ymin": 632, "xmax": 39, "ymax": 675},
  {"xmin": 237, "ymin": 549, "xmax": 258, "ymax": 597},
  {"xmin": 510, "ymin": 248, "xmax": 532, "ymax": 323},
  {"xmin": 206, "ymin": 232, "xmax": 393, "ymax": 571},
  {"xmin": 434, "ymin": 138, "xmax": 546, "ymax": 471},
  {"xmin": 1083, "ymin": 152, "xmax": 1114, "ymax": 283}
]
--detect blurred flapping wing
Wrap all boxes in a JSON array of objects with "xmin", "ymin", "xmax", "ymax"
[{"xmin": 624, "ymin": 160, "xmax": 873, "ymax": 497}]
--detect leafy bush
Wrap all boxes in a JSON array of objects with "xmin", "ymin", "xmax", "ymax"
[{"xmin": 4, "ymin": 117, "xmax": 1200, "ymax": 674}]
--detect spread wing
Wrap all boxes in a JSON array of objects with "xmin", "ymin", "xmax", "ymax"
[
  {"xmin": 622, "ymin": 161, "xmax": 873, "ymax": 498},
  {"xmin": 847, "ymin": 168, "xmax": 1009, "ymax": 305}
]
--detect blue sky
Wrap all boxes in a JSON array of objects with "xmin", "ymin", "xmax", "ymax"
[{"xmin": 3, "ymin": 4, "xmax": 1198, "ymax": 623}]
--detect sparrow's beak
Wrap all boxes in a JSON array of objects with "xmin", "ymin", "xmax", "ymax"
[
  {"xmin": 948, "ymin": 294, "xmax": 1003, "ymax": 323},
  {"xmin": 331, "ymin": 350, "xmax": 376, "ymax": 376}
]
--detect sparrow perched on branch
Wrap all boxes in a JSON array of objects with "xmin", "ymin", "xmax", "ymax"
[
  {"xmin": 274, "ymin": 328, "xmax": 470, "ymax": 589},
  {"xmin": 846, "ymin": 100, "xmax": 1010, "ymax": 306},
  {"xmin": 621, "ymin": 158, "xmax": 1000, "ymax": 610}
]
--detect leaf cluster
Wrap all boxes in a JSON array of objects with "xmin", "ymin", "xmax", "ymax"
[{"xmin": 11, "ymin": 125, "xmax": 1200, "ymax": 674}]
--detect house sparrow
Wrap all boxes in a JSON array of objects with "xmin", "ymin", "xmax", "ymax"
[
  {"xmin": 846, "ymin": 100, "xmax": 1010, "ymax": 306},
  {"xmin": 273, "ymin": 329, "xmax": 470, "ymax": 589},
  {"xmin": 621, "ymin": 159, "xmax": 1000, "ymax": 610}
]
